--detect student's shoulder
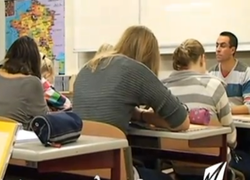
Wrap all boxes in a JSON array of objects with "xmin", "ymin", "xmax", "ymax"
[
  {"xmin": 113, "ymin": 55, "xmax": 152, "ymax": 73},
  {"xmin": 235, "ymin": 61, "xmax": 250, "ymax": 82},
  {"xmin": 236, "ymin": 60, "xmax": 249, "ymax": 72},
  {"xmin": 23, "ymin": 75, "xmax": 41, "ymax": 84},
  {"xmin": 22, "ymin": 76, "xmax": 42, "ymax": 90},
  {"xmin": 198, "ymin": 74, "xmax": 225, "ymax": 89}
]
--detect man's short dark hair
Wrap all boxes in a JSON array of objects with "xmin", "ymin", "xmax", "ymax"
[{"xmin": 220, "ymin": 31, "xmax": 238, "ymax": 50}]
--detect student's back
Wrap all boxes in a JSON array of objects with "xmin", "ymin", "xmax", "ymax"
[
  {"xmin": 161, "ymin": 38, "xmax": 237, "ymax": 180},
  {"xmin": 73, "ymin": 25, "xmax": 190, "ymax": 180},
  {"xmin": 73, "ymin": 26, "xmax": 189, "ymax": 135},
  {"xmin": 164, "ymin": 39, "xmax": 236, "ymax": 147},
  {"xmin": 73, "ymin": 56, "xmax": 188, "ymax": 132},
  {"xmin": 163, "ymin": 71, "xmax": 231, "ymax": 123},
  {"xmin": 0, "ymin": 74, "xmax": 47, "ymax": 129},
  {"xmin": 0, "ymin": 36, "xmax": 48, "ymax": 129}
]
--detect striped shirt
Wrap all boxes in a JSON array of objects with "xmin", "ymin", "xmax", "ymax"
[
  {"xmin": 162, "ymin": 70, "xmax": 236, "ymax": 148},
  {"xmin": 42, "ymin": 77, "xmax": 72, "ymax": 111},
  {"xmin": 209, "ymin": 60, "xmax": 250, "ymax": 112},
  {"xmin": 73, "ymin": 56, "xmax": 187, "ymax": 132}
]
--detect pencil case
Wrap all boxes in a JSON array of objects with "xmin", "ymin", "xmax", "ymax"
[
  {"xmin": 189, "ymin": 108, "xmax": 211, "ymax": 125},
  {"xmin": 30, "ymin": 111, "xmax": 83, "ymax": 147}
]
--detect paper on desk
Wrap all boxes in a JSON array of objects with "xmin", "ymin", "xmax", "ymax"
[{"xmin": 16, "ymin": 130, "xmax": 38, "ymax": 143}]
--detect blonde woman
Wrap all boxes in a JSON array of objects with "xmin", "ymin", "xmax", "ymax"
[
  {"xmin": 73, "ymin": 26, "xmax": 190, "ymax": 180},
  {"xmin": 40, "ymin": 52, "xmax": 72, "ymax": 111}
]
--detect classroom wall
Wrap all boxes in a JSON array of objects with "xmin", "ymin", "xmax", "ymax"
[
  {"xmin": 78, "ymin": 52, "xmax": 250, "ymax": 79},
  {"xmin": 1, "ymin": 1, "xmax": 250, "ymax": 75}
]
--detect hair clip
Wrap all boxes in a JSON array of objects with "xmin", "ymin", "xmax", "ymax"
[{"xmin": 42, "ymin": 55, "xmax": 46, "ymax": 60}]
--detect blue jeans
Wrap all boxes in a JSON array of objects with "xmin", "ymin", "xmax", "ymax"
[{"xmin": 136, "ymin": 167, "xmax": 173, "ymax": 180}]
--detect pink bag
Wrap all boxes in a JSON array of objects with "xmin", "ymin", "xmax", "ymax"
[{"xmin": 189, "ymin": 108, "xmax": 211, "ymax": 125}]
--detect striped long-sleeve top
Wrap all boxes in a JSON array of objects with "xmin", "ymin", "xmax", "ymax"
[
  {"xmin": 41, "ymin": 77, "xmax": 72, "ymax": 111},
  {"xmin": 162, "ymin": 70, "xmax": 236, "ymax": 149},
  {"xmin": 209, "ymin": 60, "xmax": 250, "ymax": 112}
]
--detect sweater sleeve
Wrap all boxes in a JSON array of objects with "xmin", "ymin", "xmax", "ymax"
[
  {"xmin": 42, "ymin": 78, "xmax": 72, "ymax": 110},
  {"xmin": 122, "ymin": 62, "xmax": 188, "ymax": 128},
  {"xmin": 211, "ymin": 79, "xmax": 236, "ymax": 147},
  {"xmin": 24, "ymin": 76, "xmax": 49, "ymax": 117}
]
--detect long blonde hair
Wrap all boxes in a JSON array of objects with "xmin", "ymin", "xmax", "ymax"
[
  {"xmin": 40, "ymin": 52, "xmax": 54, "ymax": 84},
  {"xmin": 86, "ymin": 25, "xmax": 161, "ymax": 76}
]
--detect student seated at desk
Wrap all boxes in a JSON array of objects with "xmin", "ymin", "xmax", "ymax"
[
  {"xmin": 73, "ymin": 25, "xmax": 190, "ymax": 180},
  {"xmin": 209, "ymin": 31, "xmax": 250, "ymax": 115},
  {"xmin": 0, "ymin": 36, "xmax": 49, "ymax": 130},
  {"xmin": 40, "ymin": 52, "xmax": 72, "ymax": 111},
  {"xmin": 209, "ymin": 32, "xmax": 250, "ymax": 175},
  {"xmin": 162, "ymin": 38, "xmax": 250, "ymax": 180}
]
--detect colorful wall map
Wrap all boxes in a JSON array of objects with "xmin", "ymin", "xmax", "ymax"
[{"xmin": 5, "ymin": 0, "xmax": 65, "ymax": 74}]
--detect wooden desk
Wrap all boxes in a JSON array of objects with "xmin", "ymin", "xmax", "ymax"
[
  {"xmin": 11, "ymin": 135, "xmax": 128, "ymax": 180},
  {"xmin": 233, "ymin": 115, "xmax": 250, "ymax": 128},
  {"xmin": 128, "ymin": 125, "xmax": 230, "ymax": 140},
  {"xmin": 127, "ymin": 125, "xmax": 230, "ymax": 180}
]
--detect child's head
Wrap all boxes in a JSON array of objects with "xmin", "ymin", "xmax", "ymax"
[
  {"xmin": 40, "ymin": 52, "xmax": 54, "ymax": 84},
  {"xmin": 95, "ymin": 43, "xmax": 113, "ymax": 56}
]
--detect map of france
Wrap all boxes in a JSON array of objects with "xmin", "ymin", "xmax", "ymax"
[{"xmin": 5, "ymin": 0, "xmax": 65, "ymax": 74}]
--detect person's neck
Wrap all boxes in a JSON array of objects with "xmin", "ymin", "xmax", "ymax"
[
  {"xmin": 189, "ymin": 65, "xmax": 205, "ymax": 74},
  {"xmin": 220, "ymin": 58, "xmax": 236, "ymax": 73}
]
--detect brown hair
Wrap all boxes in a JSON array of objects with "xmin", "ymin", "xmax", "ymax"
[
  {"xmin": 86, "ymin": 25, "xmax": 161, "ymax": 76},
  {"xmin": 95, "ymin": 43, "xmax": 113, "ymax": 56},
  {"xmin": 172, "ymin": 39, "xmax": 205, "ymax": 70},
  {"xmin": 2, "ymin": 36, "xmax": 42, "ymax": 78}
]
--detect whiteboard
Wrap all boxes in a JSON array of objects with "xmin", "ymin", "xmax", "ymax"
[
  {"xmin": 73, "ymin": 0, "xmax": 139, "ymax": 52},
  {"xmin": 140, "ymin": 0, "xmax": 250, "ymax": 53}
]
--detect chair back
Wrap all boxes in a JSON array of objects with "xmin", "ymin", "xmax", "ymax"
[{"xmin": 66, "ymin": 120, "xmax": 131, "ymax": 180}]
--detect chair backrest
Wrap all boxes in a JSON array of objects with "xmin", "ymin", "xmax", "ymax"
[{"xmin": 66, "ymin": 120, "xmax": 128, "ymax": 180}]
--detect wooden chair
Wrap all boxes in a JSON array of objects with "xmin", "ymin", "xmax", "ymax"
[{"xmin": 66, "ymin": 121, "xmax": 134, "ymax": 180}]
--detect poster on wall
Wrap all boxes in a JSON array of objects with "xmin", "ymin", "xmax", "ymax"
[{"xmin": 5, "ymin": 0, "xmax": 65, "ymax": 75}]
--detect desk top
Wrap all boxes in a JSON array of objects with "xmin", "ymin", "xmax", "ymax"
[
  {"xmin": 233, "ymin": 115, "xmax": 250, "ymax": 128},
  {"xmin": 128, "ymin": 125, "xmax": 231, "ymax": 140},
  {"xmin": 12, "ymin": 135, "xmax": 128, "ymax": 162}
]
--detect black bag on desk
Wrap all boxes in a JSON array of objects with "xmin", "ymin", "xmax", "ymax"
[{"xmin": 30, "ymin": 111, "xmax": 83, "ymax": 146}]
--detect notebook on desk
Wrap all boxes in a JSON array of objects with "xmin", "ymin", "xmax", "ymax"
[
  {"xmin": 16, "ymin": 130, "xmax": 38, "ymax": 143},
  {"xmin": 129, "ymin": 122, "xmax": 208, "ymax": 132},
  {"xmin": 0, "ymin": 120, "xmax": 20, "ymax": 180}
]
